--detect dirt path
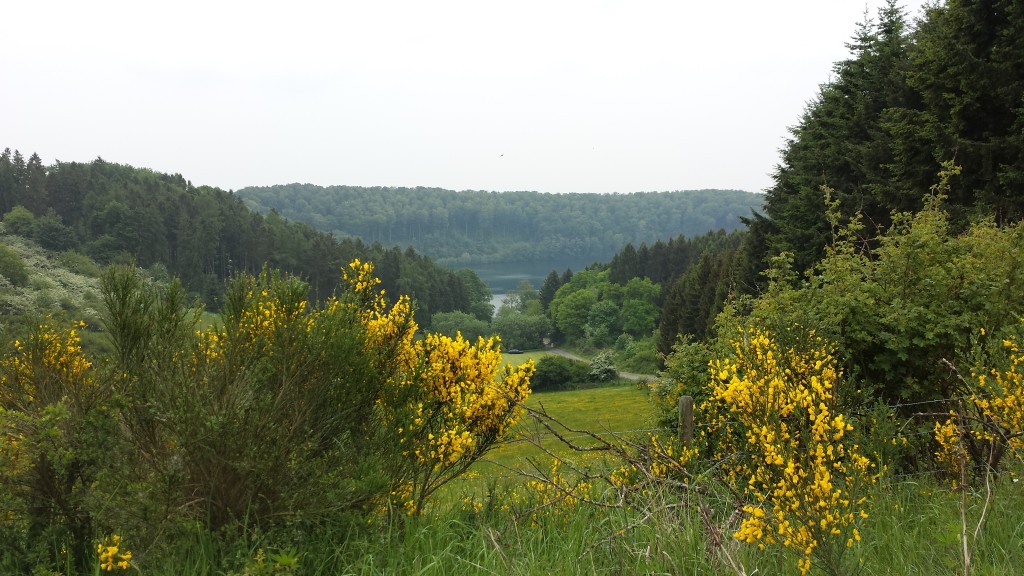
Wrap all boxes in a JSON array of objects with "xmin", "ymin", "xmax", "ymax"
[{"xmin": 547, "ymin": 348, "xmax": 655, "ymax": 382}]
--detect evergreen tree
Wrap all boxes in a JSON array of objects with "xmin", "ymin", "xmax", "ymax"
[
  {"xmin": 895, "ymin": 0, "xmax": 1024, "ymax": 221},
  {"xmin": 539, "ymin": 269, "xmax": 562, "ymax": 312},
  {"xmin": 764, "ymin": 2, "xmax": 914, "ymax": 271}
]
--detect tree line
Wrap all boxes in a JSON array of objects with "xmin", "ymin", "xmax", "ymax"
[
  {"xmin": 235, "ymin": 184, "xmax": 762, "ymax": 266},
  {"xmin": 0, "ymin": 152, "xmax": 489, "ymax": 325}
]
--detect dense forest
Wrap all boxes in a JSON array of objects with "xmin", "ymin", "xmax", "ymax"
[
  {"xmin": 235, "ymin": 184, "xmax": 762, "ymax": 266},
  {"xmin": 0, "ymin": 153, "xmax": 491, "ymax": 325}
]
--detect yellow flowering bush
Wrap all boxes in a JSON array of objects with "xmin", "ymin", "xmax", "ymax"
[
  {"xmin": 935, "ymin": 323, "xmax": 1024, "ymax": 481},
  {"xmin": 0, "ymin": 320, "xmax": 115, "ymax": 573},
  {"xmin": 340, "ymin": 260, "xmax": 535, "ymax": 515},
  {"xmin": 974, "ymin": 334, "xmax": 1024, "ymax": 451},
  {"xmin": 705, "ymin": 326, "xmax": 875, "ymax": 576}
]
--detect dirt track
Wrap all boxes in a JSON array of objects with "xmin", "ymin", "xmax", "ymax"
[{"xmin": 547, "ymin": 348, "xmax": 654, "ymax": 382}]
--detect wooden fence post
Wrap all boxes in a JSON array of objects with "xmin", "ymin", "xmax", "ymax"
[{"xmin": 678, "ymin": 395, "xmax": 693, "ymax": 446}]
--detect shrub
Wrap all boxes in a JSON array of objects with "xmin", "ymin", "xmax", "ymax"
[
  {"xmin": 704, "ymin": 326, "xmax": 876, "ymax": 575},
  {"xmin": 588, "ymin": 352, "xmax": 618, "ymax": 382},
  {"xmin": 57, "ymin": 251, "xmax": 102, "ymax": 278},
  {"xmin": 0, "ymin": 320, "xmax": 117, "ymax": 573},
  {"xmin": 531, "ymin": 355, "xmax": 590, "ymax": 392},
  {"xmin": 429, "ymin": 310, "xmax": 491, "ymax": 342},
  {"xmin": 0, "ymin": 244, "xmax": 28, "ymax": 286},
  {"xmin": 33, "ymin": 210, "xmax": 76, "ymax": 251},
  {"xmin": 102, "ymin": 264, "xmax": 404, "ymax": 530},
  {"xmin": 1, "ymin": 206, "xmax": 35, "ymax": 237}
]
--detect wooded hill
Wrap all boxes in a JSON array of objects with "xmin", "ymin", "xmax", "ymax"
[
  {"xmin": 0, "ymin": 153, "xmax": 492, "ymax": 325},
  {"xmin": 235, "ymin": 185, "xmax": 762, "ymax": 266}
]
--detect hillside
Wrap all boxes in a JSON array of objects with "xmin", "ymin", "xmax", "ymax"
[
  {"xmin": 0, "ymin": 153, "xmax": 493, "ymax": 324},
  {"xmin": 235, "ymin": 185, "xmax": 763, "ymax": 266}
]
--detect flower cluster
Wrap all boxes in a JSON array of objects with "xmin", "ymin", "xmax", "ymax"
[
  {"xmin": 0, "ymin": 321, "xmax": 93, "ymax": 409},
  {"xmin": 524, "ymin": 459, "xmax": 592, "ymax": 524},
  {"xmin": 341, "ymin": 259, "xmax": 419, "ymax": 379},
  {"xmin": 933, "ymin": 416, "xmax": 967, "ymax": 482},
  {"xmin": 96, "ymin": 534, "xmax": 132, "ymax": 571},
  {"xmin": 974, "ymin": 335, "xmax": 1024, "ymax": 450},
  {"xmin": 707, "ymin": 327, "xmax": 875, "ymax": 575}
]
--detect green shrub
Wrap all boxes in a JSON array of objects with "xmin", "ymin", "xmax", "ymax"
[
  {"xmin": 531, "ymin": 355, "xmax": 590, "ymax": 392},
  {"xmin": 1, "ymin": 206, "xmax": 35, "ymax": 237},
  {"xmin": 57, "ymin": 251, "xmax": 102, "ymax": 278},
  {"xmin": 0, "ymin": 243, "xmax": 28, "ymax": 286},
  {"xmin": 102, "ymin": 265, "xmax": 400, "ymax": 530},
  {"xmin": 33, "ymin": 210, "xmax": 75, "ymax": 251},
  {"xmin": 429, "ymin": 310, "xmax": 491, "ymax": 342}
]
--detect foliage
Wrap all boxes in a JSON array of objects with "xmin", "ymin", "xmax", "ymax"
[
  {"xmin": 236, "ymin": 184, "xmax": 762, "ymax": 267},
  {"xmin": 613, "ymin": 334, "xmax": 660, "ymax": 374},
  {"xmin": 490, "ymin": 311, "xmax": 551, "ymax": 351},
  {"xmin": 703, "ymin": 174, "xmax": 1024, "ymax": 414},
  {"xmin": 705, "ymin": 327, "xmax": 876, "ymax": 575},
  {"xmin": 102, "ymin": 263, "xmax": 400, "ymax": 531},
  {"xmin": 2, "ymin": 205, "xmax": 36, "ymax": 237},
  {"xmin": 0, "ymin": 243, "xmax": 28, "ymax": 287},
  {"xmin": 651, "ymin": 337, "xmax": 715, "ymax": 429},
  {"xmin": 0, "ymin": 320, "xmax": 115, "ymax": 573},
  {"xmin": 428, "ymin": 310, "xmax": 491, "ymax": 342},
  {"xmin": 530, "ymin": 355, "xmax": 591, "ymax": 392}
]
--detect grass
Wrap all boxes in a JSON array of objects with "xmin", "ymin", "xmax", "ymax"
[
  {"xmin": 136, "ymin": 473, "xmax": 1023, "ymax": 576},
  {"xmin": 432, "ymin": 361, "xmax": 655, "ymax": 508}
]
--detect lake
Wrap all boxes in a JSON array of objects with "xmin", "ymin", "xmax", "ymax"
[{"xmin": 458, "ymin": 259, "xmax": 593, "ymax": 314}]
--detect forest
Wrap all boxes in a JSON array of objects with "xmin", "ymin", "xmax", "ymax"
[
  {"xmin": 235, "ymin": 184, "xmax": 761, "ymax": 266},
  {"xmin": 0, "ymin": 154, "xmax": 491, "ymax": 326},
  {"xmin": 3, "ymin": 0, "xmax": 1024, "ymax": 574}
]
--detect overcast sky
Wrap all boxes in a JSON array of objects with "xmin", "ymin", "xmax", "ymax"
[{"xmin": 3, "ymin": 1, "xmax": 926, "ymax": 195}]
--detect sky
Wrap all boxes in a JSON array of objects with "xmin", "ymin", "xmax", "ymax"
[{"xmin": 3, "ymin": 1, "xmax": 927, "ymax": 195}]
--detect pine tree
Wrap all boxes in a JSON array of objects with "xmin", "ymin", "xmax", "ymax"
[
  {"xmin": 764, "ymin": 2, "xmax": 914, "ymax": 271},
  {"xmin": 539, "ymin": 269, "xmax": 562, "ymax": 313}
]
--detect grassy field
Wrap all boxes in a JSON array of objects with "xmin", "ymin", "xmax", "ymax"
[
  {"xmin": 470, "ymin": 384, "xmax": 655, "ymax": 484},
  {"xmin": 436, "ymin": 350, "xmax": 656, "ymax": 503}
]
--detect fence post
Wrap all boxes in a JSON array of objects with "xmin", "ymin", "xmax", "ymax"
[{"xmin": 678, "ymin": 395, "xmax": 693, "ymax": 446}]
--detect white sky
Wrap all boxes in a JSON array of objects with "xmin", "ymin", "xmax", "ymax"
[{"xmin": 3, "ymin": 1, "xmax": 926, "ymax": 195}]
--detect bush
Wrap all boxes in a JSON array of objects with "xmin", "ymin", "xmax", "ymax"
[
  {"xmin": 588, "ymin": 352, "xmax": 618, "ymax": 382},
  {"xmin": 531, "ymin": 355, "xmax": 590, "ymax": 392},
  {"xmin": 0, "ymin": 320, "xmax": 118, "ymax": 573},
  {"xmin": 1, "ymin": 206, "xmax": 35, "ymax": 237},
  {"xmin": 0, "ymin": 244, "xmax": 28, "ymax": 286},
  {"xmin": 429, "ymin": 310, "xmax": 491, "ymax": 342},
  {"xmin": 491, "ymin": 311, "xmax": 551, "ymax": 350},
  {"xmin": 33, "ymin": 210, "xmax": 75, "ymax": 251},
  {"xmin": 102, "ymin": 265, "xmax": 404, "ymax": 530},
  {"xmin": 57, "ymin": 251, "xmax": 102, "ymax": 278}
]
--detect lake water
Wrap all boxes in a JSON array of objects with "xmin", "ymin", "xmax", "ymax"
[{"xmin": 459, "ymin": 259, "xmax": 591, "ymax": 314}]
